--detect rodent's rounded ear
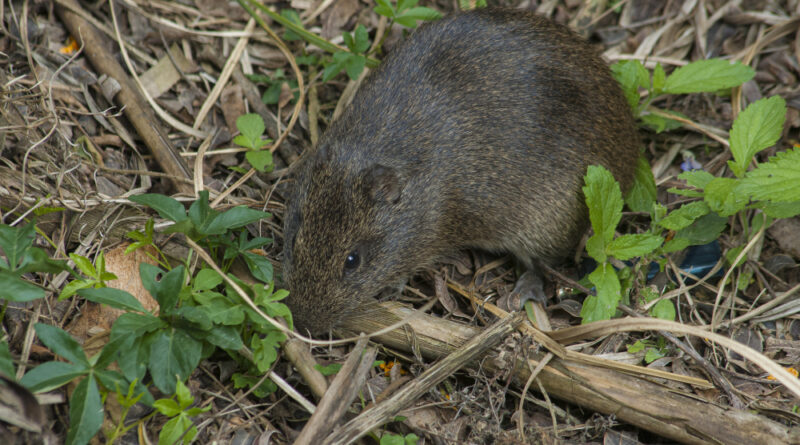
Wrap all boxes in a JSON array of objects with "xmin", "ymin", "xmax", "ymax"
[{"xmin": 363, "ymin": 165, "xmax": 403, "ymax": 204}]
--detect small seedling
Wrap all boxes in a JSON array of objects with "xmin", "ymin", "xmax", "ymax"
[{"xmin": 233, "ymin": 113, "xmax": 274, "ymax": 172}]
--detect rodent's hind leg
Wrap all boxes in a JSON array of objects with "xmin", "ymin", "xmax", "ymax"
[{"xmin": 497, "ymin": 267, "xmax": 547, "ymax": 312}]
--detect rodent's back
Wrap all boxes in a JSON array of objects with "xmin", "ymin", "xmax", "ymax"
[{"xmin": 283, "ymin": 9, "xmax": 640, "ymax": 333}]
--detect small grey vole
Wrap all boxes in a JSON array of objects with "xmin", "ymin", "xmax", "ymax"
[{"xmin": 282, "ymin": 8, "xmax": 640, "ymax": 334}]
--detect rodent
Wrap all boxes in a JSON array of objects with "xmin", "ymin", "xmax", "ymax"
[{"xmin": 281, "ymin": 8, "xmax": 640, "ymax": 334}]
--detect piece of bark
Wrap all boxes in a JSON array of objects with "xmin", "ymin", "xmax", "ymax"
[
  {"xmin": 337, "ymin": 303, "xmax": 800, "ymax": 445},
  {"xmin": 294, "ymin": 337, "xmax": 376, "ymax": 445},
  {"xmin": 55, "ymin": 0, "xmax": 193, "ymax": 194}
]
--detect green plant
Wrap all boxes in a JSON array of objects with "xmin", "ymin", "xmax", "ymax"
[
  {"xmin": 153, "ymin": 378, "xmax": 211, "ymax": 445},
  {"xmin": 579, "ymin": 58, "xmax": 798, "ymax": 323},
  {"xmin": 232, "ymin": 113, "xmax": 274, "ymax": 172},
  {"xmin": 380, "ymin": 432, "xmax": 420, "ymax": 445},
  {"xmin": 627, "ymin": 339, "xmax": 668, "ymax": 364},
  {"xmin": 0, "ymin": 222, "xmax": 71, "ymax": 303}
]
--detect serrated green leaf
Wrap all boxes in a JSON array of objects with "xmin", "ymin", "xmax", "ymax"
[
  {"xmin": 69, "ymin": 254, "xmax": 96, "ymax": 277},
  {"xmin": 658, "ymin": 201, "xmax": 710, "ymax": 231},
  {"xmin": 251, "ymin": 330, "xmax": 285, "ymax": 373},
  {"xmin": 728, "ymin": 96, "xmax": 787, "ymax": 177},
  {"xmin": 65, "ymin": 375, "xmax": 103, "ymax": 445},
  {"xmin": 148, "ymin": 329, "xmax": 202, "ymax": 394},
  {"xmin": 581, "ymin": 263, "xmax": 621, "ymax": 323},
  {"xmin": 671, "ymin": 212, "xmax": 728, "ymax": 248},
  {"xmin": 246, "ymin": 150, "xmax": 274, "ymax": 172},
  {"xmin": 761, "ymin": 201, "xmax": 800, "ymax": 218},
  {"xmin": 35, "ymin": 323, "xmax": 88, "ymax": 367},
  {"xmin": 583, "ymin": 165, "xmax": 623, "ymax": 262},
  {"xmin": 678, "ymin": 170, "xmax": 715, "ymax": 189},
  {"xmin": 353, "ymin": 25, "xmax": 370, "ymax": 53},
  {"xmin": 704, "ymin": 177, "xmax": 748, "ymax": 216},
  {"xmin": 78, "ymin": 288, "xmax": 147, "ymax": 313},
  {"xmin": 235, "ymin": 113, "xmax": 266, "ymax": 149},
  {"xmin": 625, "ymin": 156, "xmax": 656, "ymax": 213},
  {"xmin": 663, "ymin": 59, "xmax": 754, "ymax": 94},
  {"xmin": 738, "ymin": 146, "xmax": 800, "ymax": 203},
  {"xmin": 0, "ymin": 270, "xmax": 45, "ymax": 302},
  {"xmin": 130, "ymin": 194, "xmax": 187, "ymax": 223},
  {"xmin": 607, "ymin": 234, "xmax": 663, "ymax": 260},
  {"xmin": 611, "ymin": 60, "xmax": 649, "ymax": 109}
]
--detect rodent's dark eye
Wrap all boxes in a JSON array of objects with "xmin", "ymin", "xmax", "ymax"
[{"xmin": 343, "ymin": 250, "xmax": 360, "ymax": 272}]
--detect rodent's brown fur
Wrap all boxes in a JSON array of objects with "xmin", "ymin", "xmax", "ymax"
[{"xmin": 282, "ymin": 8, "xmax": 640, "ymax": 334}]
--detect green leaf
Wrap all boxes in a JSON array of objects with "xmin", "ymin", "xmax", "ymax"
[
  {"xmin": 607, "ymin": 234, "xmax": 663, "ymax": 260},
  {"xmin": 18, "ymin": 247, "xmax": 71, "ymax": 275},
  {"xmin": 344, "ymin": 54, "xmax": 366, "ymax": 80},
  {"xmin": 251, "ymin": 330, "xmax": 285, "ymax": 373},
  {"xmin": 658, "ymin": 201, "xmax": 710, "ymax": 231},
  {"xmin": 640, "ymin": 112, "xmax": 684, "ymax": 133},
  {"xmin": 200, "ymin": 325, "xmax": 244, "ymax": 350},
  {"xmin": 728, "ymin": 96, "xmax": 787, "ymax": 177},
  {"xmin": 194, "ymin": 293, "xmax": 245, "ymax": 325},
  {"xmin": 353, "ymin": 25, "xmax": 370, "ymax": 53},
  {"xmin": 314, "ymin": 363, "xmax": 342, "ymax": 376},
  {"xmin": 0, "ymin": 270, "xmax": 45, "ymax": 302},
  {"xmin": 625, "ymin": 156, "xmax": 657, "ymax": 213},
  {"xmin": 246, "ymin": 150, "xmax": 274, "ymax": 173},
  {"xmin": 130, "ymin": 194, "xmax": 187, "ymax": 223},
  {"xmin": 148, "ymin": 329, "xmax": 202, "ymax": 394},
  {"xmin": 662, "ymin": 59, "xmax": 754, "ymax": 94},
  {"xmin": 677, "ymin": 212, "xmax": 728, "ymax": 244},
  {"xmin": 0, "ymin": 340, "xmax": 14, "ymax": 377},
  {"xmin": 583, "ymin": 166, "xmax": 623, "ymax": 262},
  {"xmin": 110, "ymin": 313, "xmax": 165, "ymax": 340},
  {"xmin": 678, "ymin": 170, "xmax": 715, "ymax": 189},
  {"xmin": 70, "ymin": 253, "xmax": 98, "ymax": 278},
  {"xmin": 187, "ymin": 191, "xmax": 215, "ymax": 230},
  {"xmin": 644, "ymin": 347, "xmax": 665, "ymax": 363},
  {"xmin": 280, "ymin": 9, "xmax": 304, "ymax": 41},
  {"xmin": 761, "ymin": 201, "xmax": 800, "ymax": 218},
  {"xmin": 175, "ymin": 378, "xmax": 194, "ymax": 409},
  {"xmin": 194, "ymin": 269, "xmax": 223, "ymax": 291},
  {"xmin": 232, "ymin": 372, "xmax": 278, "ymax": 398},
  {"xmin": 202, "ymin": 207, "xmax": 271, "ymax": 235},
  {"xmin": 0, "ymin": 222, "xmax": 35, "ymax": 270},
  {"xmin": 396, "ymin": 7, "xmax": 442, "ymax": 28},
  {"xmin": 65, "ymin": 375, "xmax": 103, "ymax": 445},
  {"xmin": 374, "ymin": 0, "xmax": 395, "ymax": 18},
  {"xmin": 581, "ymin": 263, "xmax": 621, "ymax": 323},
  {"xmin": 738, "ymin": 145, "xmax": 800, "ymax": 203},
  {"xmin": 140, "ymin": 264, "xmax": 184, "ymax": 311},
  {"xmin": 174, "ymin": 306, "xmax": 213, "ymax": 331},
  {"xmin": 242, "ymin": 251, "xmax": 274, "ymax": 284},
  {"xmin": 154, "ymin": 399, "xmax": 181, "ymax": 417},
  {"xmin": 650, "ymin": 299, "xmax": 676, "ymax": 321},
  {"xmin": 21, "ymin": 361, "xmax": 86, "ymax": 393},
  {"xmin": 652, "ymin": 63, "xmax": 666, "ymax": 92},
  {"xmin": 323, "ymin": 51, "xmax": 350, "ymax": 82},
  {"xmin": 35, "ymin": 323, "xmax": 88, "ymax": 367},
  {"xmin": 704, "ymin": 177, "xmax": 748, "ymax": 216},
  {"xmin": 611, "ymin": 60, "xmax": 649, "ymax": 109},
  {"xmin": 159, "ymin": 414, "xmax": 197, "ymax": 445},
  {"xmin": 235, "ymin": 113, "xmax": 267, "ymax": 150},
  {"xmin": 78, "ymin": 287, "xmax": 147, "ymax": 313},
  {"xmin": 397, "ymin": 0, "xmax": 419, "ymax": 11}
]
